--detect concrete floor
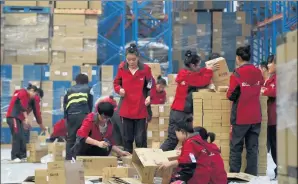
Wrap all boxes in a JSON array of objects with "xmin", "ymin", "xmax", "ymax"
[{"xmin": 1, "ymin": 147, "xmax": 278, "ymax": 184}]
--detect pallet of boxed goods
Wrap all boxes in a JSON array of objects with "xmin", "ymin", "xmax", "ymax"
[
  {"xmin": 2, "ymin": 10, "xmax": 50, "ymax": 64},
  {"xmin": 276, "ymin": 30, "xmax": 297, "ymax": 183},
  {"xmin": 192, "ymin": 90, "xmax": 268, "ymax": 175}
]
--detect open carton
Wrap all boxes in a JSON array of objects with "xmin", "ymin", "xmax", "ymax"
[
  {"xmin": 227, "ymin": 172, "xmax": 256, "ymax": 183},
  {"xmin": 48, "ymin": 139, "xmax": 66, "ymax": 161},
  {"xmin": 205, "ymin": 57, "xmax": 230, "ymax": 88},
  {"xmin": 132, "ymin": 148, "xmax": 169, "ymax": 184},
  {"xmin": 26, "ymin": 141, "xmax": 48, "ymax": 163}
]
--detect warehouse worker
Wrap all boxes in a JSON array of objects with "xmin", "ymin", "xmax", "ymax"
[
  {"xmin": 227, "ymin": 45, "xmax": 264, "ymax": 176},
  {"xmin": 261, "ymin": 55, "xmax": 277, "ymax": 178},
  {"xmin": 48, "ymin": 119, "xmax": 67, "ymax": 142},
  {"xmin": 6, "ymin": 84, "xmax": 38, "ymax": 162},
  {"xmin": 160, "ymin": 50, "xmax": 218, "ymax": 151},
  {"xmin": 159, "ymin": 119, "xmax": 213, "ymax": 184},
  {"xmin": 150, "ymin": 75, "xmax": 167, "ymax": 104},
  {"xmin": 63, "ymin": 73, "xmax": 93, "ymax": 160},
  {"xmin": 94, "ymin": 96, "xmax": 123, "ymax": 146},
  {"xmin": 72, "ymin": 102, "xmax": 130, "ymax": 157},
  {"xmin": 113, "ymin": 43, "xmax": 154, "ymax": 153},
  {"xmin": 193, "ymin": 127, "xmax": 227, "ymax": 184}
]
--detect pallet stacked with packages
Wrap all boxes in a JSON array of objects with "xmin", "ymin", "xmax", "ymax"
[
  {"xmin": 276, "ymin": 30, "xmax": 297, "ymax": 184},
  {"xmin": 192, "ymin": 91, "xmax": 268, "ymax": 175},
  {"xmin": 0, "ymin": 64, "xmax": 103, "ymax": 144},
  {"xmin": 2, "ymin": 6, "xmax": 51, "ymax": 65}
]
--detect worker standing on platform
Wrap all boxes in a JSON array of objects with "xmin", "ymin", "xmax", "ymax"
[
  {"xmin": 227, "ymin": 45, "xmax": 264, "ymax": 176},
  {"xmin": 6, "ymin": 84, "xmax": 38, "ymax": 162},
  {"xmin": 261, "ymin": 55, "xmax": 277, "ymax": 178},
  {"xmin": 63, "ymin": 74, "xmax": 93, "ymax": 160},
  {"xmin": 160, "ymin": 50, "xmax": 218, "ymax": 151},
  {"xmin": 150, "ymin": 75, "xmax": 167, "ymax": 105},
  {"xmin": 113, "ymin": 43, "xmax": 154, "ymax": 154}
]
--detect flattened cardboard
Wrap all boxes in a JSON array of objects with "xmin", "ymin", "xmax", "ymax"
[{"xmin": 227, "ymin": 172, "xmax": 256, "ymax": 182}]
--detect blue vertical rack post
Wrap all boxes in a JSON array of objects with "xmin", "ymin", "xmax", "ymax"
[
  {"xmin": 131, "ymin": 0, "xmax": 173, "ymax": 74},
  {"xmin": 97, "ymin": 1, "xmax": 126, "ymax": 66}
]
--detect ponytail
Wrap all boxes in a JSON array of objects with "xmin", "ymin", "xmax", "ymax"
[
  {"xmin": 27, "ymin": 83, "xmax": 38, "ymax": 92},
  {"xmin": 156, "ymin": 75, "xmax": 167, "ymax": 86},
  {"xmin": 207, "ymin": 132, "xmax": 216, "ymax": 143}
]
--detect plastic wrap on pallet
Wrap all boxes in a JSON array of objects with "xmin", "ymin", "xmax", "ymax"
[
  {"xmin": 126, "ymin": 0, "xmax": 164, "ymax": 15},
  {"xmin": 51, "ymin": 13, "xmax": 98, "ymax": 65},
  {"xmin": 173, "ymin": 1, "xmax": 227, "ymax": 11},
  {"xmin": 212, "ymin": 12, "xmax": 252, "ymax": 71},
  {"xmin": 173, "ymin": 12, "xmax": 212, "ymax": 70},
  {"xmin": 2, "ymin": 13, "xmax": 50, "ymax": 64}
]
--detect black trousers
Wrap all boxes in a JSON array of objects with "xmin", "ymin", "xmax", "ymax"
[
  {"xmin": 72, "ymin": 141, "xmax": 112, "ymax": 157},
  {"xmin": 7, "ymin": 118, "xmax": 27, "ymax": 160},
  {"xmin": 229, "ymin": 123, "xmax": 261, "ymax": 176},
  {"xmin": 122, "ymin": 117, "xmax": 147, "ymax": 153},
  {"xmin": 160, "ymin": 110, "xmax": 192, "ymax": 151},
  {"xmin": 66, "ymin": 113, "xmax": 87, "ymax": 160},
  {"xmin": 111, "ymin": 111, "xmax": 123, "ymax": 146},
  {"xmin": 267, "ymin": 125, "xmax": 277, "ymax": 174}
]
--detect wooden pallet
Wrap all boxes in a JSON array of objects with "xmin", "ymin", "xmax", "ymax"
[{"xmin": 54, "ymin": 8, "xmax": 102, "ymax": 15}]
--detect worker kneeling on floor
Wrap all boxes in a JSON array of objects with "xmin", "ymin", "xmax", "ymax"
[{"xmin": 71, "ymin": 102, "xmax": 131, "ymax": 158}]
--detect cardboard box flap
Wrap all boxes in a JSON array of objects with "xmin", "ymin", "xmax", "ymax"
[
  {"xmin": 227, "ymin": 172, "xmax": 256, "ymax": 182},
  {"xmin": 162, "ymin": 150, "xmax": 180, "ymax": 161}
]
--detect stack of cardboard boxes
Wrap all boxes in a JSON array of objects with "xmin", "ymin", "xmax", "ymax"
[
  {"xmin": 276, "ymin": 30, "xmax": 297, "ymax": 183},
  {"xmin": 3, "ymin": 13, "xmax": 50, "ymax": 64},
  {"xmin": 173, "ymin": 1, "xmax": 227, "ymax": 11},
  {"xmin": 100, "ymin": 65, "xmax": 114, "ymax": 96},
  {"xmin": 55, "ymin": 1, "xmax": 101, "ymax": 9},
  {"xmin": 4, "ymin": 1, "xmax": 50, "ymax": 6},
  {"xmin": 147, "ymin": 104, "xmax": 171, "ymax": 148}
]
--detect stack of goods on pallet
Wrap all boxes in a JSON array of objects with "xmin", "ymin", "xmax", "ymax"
[
  {"xmin": 147, "ymin": 104, "xmax": 171, "ymax": 148},
  {"xmin": 173, "ymin": 1, "xmax": 227, "ymax": 11},
  {"xmin": 172, "ymin": 12, "xmax": 212, "ymax": 69},
  {"xmin": 212, "ymin": 12, "xmax": 251, "ymax": 71},
  {"xmin": 2, "ymin": 9, "xmax": 51, "ymax": 64},
  {"xmin": 55, "ymin": 1, "xmax": 101, "ymax": 9},
  {"xmin": 276, "ymin": 30, "xmax": 297, "ymax": 183},
  {"xmin": 100, "ymin": 65, "xmax": 114, "ymax": 97},
  {"xmin": 192, "ymin": 91, "xmax": 268, "ymax": 175},
  {"xmin": 0, "ymin": 64, "xmax": 101, "ymax": 144}
]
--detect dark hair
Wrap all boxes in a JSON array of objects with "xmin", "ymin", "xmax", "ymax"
[
  {"xmin": 193, "ymin": 126, "xmax": 216, "ymax": 143},
  {"xmin": 209, "ymin": 53, "xmax": 221, "ymax": 60},
  {"xmin": 174, "ymin": 117, "xmax": 194, "ymax": 134},
  {"xmin": 156, "ymin": 75, "xmax": 167, "ymax": 86},
  {"xmin": 75, "ymin": 74, "xmax": 89, "ymax": 85},
  {"xmin": 97, "ymin": 102, "xmax": 114, "ymax": 118},
  {"xmin": 236, "ymin": 45, "xmax": 251, "ymax": 61},
  {"xmin": 126, "ymin": 43, "xmax": 140, "ymax": 56},
  {"xmin": 109, "ymin": 95, "xmax": 114, "ymax": 100},
  {"xmin": 260, "ymin": 61, "xmax": 268, "ymax": 70},
  {"xmin": 267, "ymin": 55, "xmax": 276, "ymax": 64},
  {"xmin": 27, "ymin": 83, "xmax": 38, "ymax": 92},
  {"xmin": 184, "ymin": 50, "xmax": 201, "ymax": 67},
  {"xmin": 37, "ymin": 88, "xmax": 44, "ymax": 98}
]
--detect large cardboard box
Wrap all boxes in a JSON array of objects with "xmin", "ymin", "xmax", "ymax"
[
  {"xmin": 54, "ymin": 25, "xmax": 98, "ymax": 39},
  {"xmin": 158, "ymin": 104, "xmax": 170, "ymax": 117},
  {"xmin": 53, "ymin": 14, "xmax": 86, "ymax": 26},
  {"xmin": 48, "ymin": 141, "xmax": 66, "ymax": 161},
  {"xmin": 49, "ymin": 65, "xmax": 73, "ymax": 81},
  {"xmin": 27, "ymin": 143, "xmax": 48, "ymax": 163},
  {"xmin": 101, "ymin": 82, "xmax": 114, "ymax": 96},
  {"xmin": 52, "ymin": 37, "xmax": 83, "ymax": 51},
  {"xmin": 35, "ymin": 169, "xmax": 48, "ymax": 184},
  {"xmin": 101, "ymin": 65, "xmax": 114, "ymax": 81},
  {"xmin": 89, "ymin": 1, "xmax": 102, "ymax": 9},
  {"xmin": 205, "ymin": 57, "xmax": 229, "ymax": 88},
  {"xmin": 5, "ymin": 13, "xmax": 37, "ymax": 26},
  {"xmin": 76, "ymin": 156, "xmax": 118, "ymax": 176},
  {"xmin": 47, "ymin": 161, "xmax": 85, "ymax": 184},
  {"xmin": 56, "ymin": 1, "xmax": 88, "ymax": 9},
  {"xmin": 5, "ymin": 1, "xmax": 37, "ymax": 6},
  {"xmin": 65, "ymin": 51, "xmax": 97, "ymax": 65}
]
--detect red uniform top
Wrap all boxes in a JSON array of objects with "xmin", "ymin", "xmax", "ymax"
[
  {"xmin": 151, "ymin": 88, "xmax": 166, "ymax": 104},
  {"xmin": 113, "ymin": 62, "xmax": 153, "ymax": 119},
  {"xmin": 171, "ymin": 68, "xmax": 213, "ymax": 113},
  {"xmin": 51, "ymin": 119, "xmax": 67, "ymax": 138},
  {"xmin": 227, "ymin": 64, "xmax": 264, "ymax": 125},
  {"xmin": 262, "ymin": 74, "xmax": 276, "ymax": 126},
  {"xmin": 206, "ymin": 143, "xmax": 227, "ymax": 184},
  {"xmin": 6, "ymin": 89, "xmax": 30, "ymax": 121},
  {"xmin": 77, "ymin": 113, "xmax": 115, "ymax": 145},
  {"xmin": 27, "ymin": 95, "xmax": 42, "ymax": 125},
  {"xmin": 174, "ymin": 134, "xmax": 212, "ymax": 184}
]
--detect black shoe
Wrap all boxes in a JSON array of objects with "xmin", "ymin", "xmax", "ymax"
[{"xmin": 274, "ymin": 168, "xmax": 277, "ymax": 179}]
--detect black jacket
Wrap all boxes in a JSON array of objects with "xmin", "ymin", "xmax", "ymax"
[{"xmin": 63, "ymin": 84, "xmax": 93, "ymax": 117}]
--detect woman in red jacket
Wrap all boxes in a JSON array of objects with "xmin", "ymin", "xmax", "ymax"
[
  {"xmin": 6, "ymin": 84, "xmax": 38, "ymax": 162},
  {"xmin": 49, "ymin": 119, "xmax": 67, "ymax": 142},
  {"xmin": 72, "ymin": 102, "xmax": 130, "ymax": 157},
  {"xmin": 261, "ymin": 55, "xmax": 277, "ymax": 178},
  {"xmin": 151, "ymin": 75, "xmax": 167, "ymax": 104},
  {"xmin": 159, "ymin": 119, "xmax": 212, "ymax": 184},
  {"xmin": 160, "ymin": 50, "xmax": 217, "ymax": 151},
  {"xmin": 113, "ymin": 43, "xmax": 153, "ymax": 153},
  {"xmin": 227, "ymin": 45, "xmax": 264, "ymax": 176},
  {"xmin": 193, "ymin": 126, "xmax": 227, "ymax": 184}
]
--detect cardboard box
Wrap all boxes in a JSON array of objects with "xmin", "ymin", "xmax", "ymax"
[
  {"xmin": 76, "ymin": 156, "xmax": 118, "ymax": 176},
  {"xmin": 5, "ymin": 1, "xmax": 37, "ymax": 6},
  {"xmin": 27, "ymin": 143, "xmax": 48, "ymax": 163},
  {"xmin": 121, "ymin": 156, "xmax": 132, "ymax": 167},
  {"xmin": 145, "ymin": 63, "xmax": 161, "ymax": 79},
  {"xmin": 52, "ymin": 50, "xmax": 66, "ymax": 64},
  {"xmin": 53, "ymin": 14, "xmax": 86, "ymax": 26},
  {"xmin": 159, "ymin": 117, "xmax": 169, "ymax": 130},
  {"xmin": 5, "ymin": 13, "xmax": 37, "ymax": 26},
  {"xmin": 148, "ymin": 117, "xmax": 159, "ymax": 131},
  {"xmin": 50, "ymin": 65, "xmax": 73, "ymax": 81},
  {"xmin": 54, "ymin": 25, "xmax": 98, "ymax": 39},
  {"xmin": 47, "ymin": 161, "xmax": 85, "ymax": 184},
  {"xmin": 48, "ymin": 141, "xmax": 66, "ymax": 161},
  {"xmin": 56, "ymin": 1, "xmax": 88, "ymax": 9},
  {"xmin": 132, "ymin": 148, "xmax": 169, "ymax": 183},
  {"xmin": 158, "ymin": 104, "xmax": 170, "ymax": 117},
  {"xmin": 89, "ymin": 1, "xmax": 102, "ymax": 9},
  {"xmin": 205, "ymin": 57, "xmax": 229, "ymax": 88},
  {"xmin": 102, "ymin": 167, "xmax": 139, "ymax": 183},
  {"xmin": 101, "ymin": 65, "xmax": 114, "ymax": 81},
  {"xmin": 66, "ymin": 51, "xmax": 97, "ymax": 65},
  {"xmin": 151, "ymin": 105, "xmax": 159, "ymax": 117},
  {"xmin": 167, "ymin": 74, "xmax": 177, "ymax": 85},
  {"xmin": 17, "ymin": 50, "xmax": 49, "ymax": 64},
  {"xmin": 35, "ymin": 169, "xmax": 48, "ymax": 184},
  {"xmin": 162, "ymin": 150, "xmax": 180, "ymax": 161},
  {"xmin": 52, "ymin": 37, "xmax": 83, "ymax": 51},
  {"xmin": 101, "ymin": 82, "xmax": 114, "ymax": 96}
]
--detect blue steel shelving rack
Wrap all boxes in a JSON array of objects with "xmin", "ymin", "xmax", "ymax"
[
  {"xmin": 131, "ymin": 0, "xmax": 173, "ymax": 74},
  {"xmin": 242, "ymin": 1, "xmax": 297, "ymax": 65}
]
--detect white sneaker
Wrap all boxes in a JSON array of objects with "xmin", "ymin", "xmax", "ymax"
[
  {"xmin": 12, "ymin": 158, "xmax": 21, "ymax": 163},
  {"xmin": 21, "ymin": 158, "xmax": 27, "ymax": 162}
]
